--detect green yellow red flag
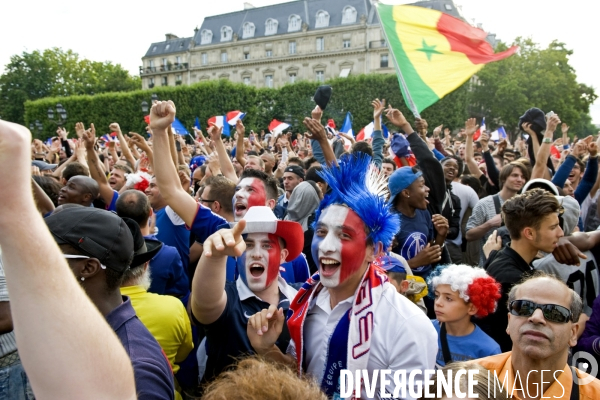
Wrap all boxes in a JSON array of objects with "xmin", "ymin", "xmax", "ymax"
[{"xmin": 376, "ymin": 3, "xmax": 517, "ymax": 116}]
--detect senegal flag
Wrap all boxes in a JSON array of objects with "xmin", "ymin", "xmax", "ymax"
[{"xmin": 376, "ymin": 3, "xmax": 517, "ymax": 115}]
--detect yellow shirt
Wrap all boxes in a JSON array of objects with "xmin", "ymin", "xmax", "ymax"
[
  {"xmin": 476, "ymin": 352, "xmax": 600, "ymax": 399},
  {"xmin": 121, "ymin": 286, "xmax": 194, "ymax": 374}
]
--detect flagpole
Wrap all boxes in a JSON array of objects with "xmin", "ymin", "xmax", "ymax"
[{"xmin": 374, "ymin": 1, "xmax": 421, "ymax": 119}]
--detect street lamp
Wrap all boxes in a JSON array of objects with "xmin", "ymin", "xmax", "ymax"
[
  {"xmin": 141, "ymin": 94, "xmax": 159, "ymax": 113},
  {"xmin": 29, "ymin": 120, "xmax": 43, "ymax": 138},
  {"xmin": 47, "ymin": 103, "xmax": 68, "ymax": 126}
]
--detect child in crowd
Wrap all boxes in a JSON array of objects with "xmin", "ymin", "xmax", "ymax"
[
  {"xmin": 374, "ymin": 254, "xmax": 428, "ymax": 313},
  {"xmin": 428, "ymin": 264, "xmax": 502, "ymax": 367}
]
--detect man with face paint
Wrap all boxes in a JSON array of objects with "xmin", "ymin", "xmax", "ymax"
[
  {"xmin": 247, "ymin": 155, "xmax": 437, "ymax": 399},
  {"xmin": 148, "ymin": 101, "xmax": 309, "ymax": 285},
  {"xmin": 191, "ymin": 206, "xmax": 303, "ymax": 384}
]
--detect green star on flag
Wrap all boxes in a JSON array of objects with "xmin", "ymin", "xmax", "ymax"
[{"xmin": 416, "ymin": 39, "xmax": 443, "ymax": 61}]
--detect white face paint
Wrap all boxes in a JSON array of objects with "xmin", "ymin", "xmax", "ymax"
[
  {"xmin": 233, "ymin": 177, "xmax": 267, "ymax": 221},
  {"xmin": 312, "ymin": 204, "xmax": 367, "ymax": 288},
  {"xmin": 238, "ymin": 232, "xmax": 281, "ymax": 292}
]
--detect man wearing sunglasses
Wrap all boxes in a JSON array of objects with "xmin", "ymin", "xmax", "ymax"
[
  {"xmin": 482, "ymin": 189, "xmax": 565, "ymax": 352},
  {"xmin": 476, "ymin": 274, "xmax": 600, "ymax": 398}
]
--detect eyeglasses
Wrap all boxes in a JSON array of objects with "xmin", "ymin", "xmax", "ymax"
[
  {"xmin": 509, "ymin": 300, "xmax": 572, "ymax": 323},
  {"xmin": 63, "ymin": 254, "xmax": 106, "ymax": 270},
  {"xmin": 200, "ymin": 198, "xmax": 216, "ymax": 203}
]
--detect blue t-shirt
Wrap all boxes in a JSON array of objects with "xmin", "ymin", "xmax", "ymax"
[
  {"xmin": 431, "ymin": 319, "xmax": 501, "ymax": 367},
  {"xmin": 155, "ymin": 206, "xmax": 191, "ymax": 274},
  {"xmin": 106, "ymin": 190, "xmax": 119, "ymax": 212},
  {"xmin": 392, "ymin": 209, "xmax": 434, "ymax": 276}
]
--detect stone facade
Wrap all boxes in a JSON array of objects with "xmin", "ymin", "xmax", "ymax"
[{"xmin": 139, "ymin": 0, "xmax": 462, "ymax": 90}]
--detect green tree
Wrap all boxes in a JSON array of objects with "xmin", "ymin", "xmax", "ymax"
[
  {"xmin": 0, "ymin": 48, "xmax": 140, "ymax": 124},
  {"xmin": 470, "ymin": 38, "xmax": 597, "ymax": 139}
]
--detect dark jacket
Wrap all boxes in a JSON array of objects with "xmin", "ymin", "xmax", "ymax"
[
  {"xmin": 442, "ymin": 184, "xmax": 462, "ymax": 241},
  {"xmin": 407, "ymin": 132, "xmax": 446, "ymax": 216}
]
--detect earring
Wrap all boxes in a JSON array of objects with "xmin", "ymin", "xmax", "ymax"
[{"xmin": 80, "ymin": 277, "xmax": 85, "ymax": 282}]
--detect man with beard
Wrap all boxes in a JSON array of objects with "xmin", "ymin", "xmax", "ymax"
[
  {"xmin": 191, "ymin": 206, "xmax": 302, "ymax": 384},
  {"xmin": 247, "ymin": 155, "xmax": 437, "ymax": 399}
]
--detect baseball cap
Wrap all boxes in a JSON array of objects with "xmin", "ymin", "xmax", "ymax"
[
  {"xmin": 388, "ymin": 167, "xmax": 422, "ymax": 205},
  {"xmin": 46, "ymin": 207, "xmax": 134, "ymax": 272},
  {"xmin": 313, "ymin": 85, "xmax": 332, "ymax": 110},
  {"xmin": 32, "ymin": 160, "xmax": 57, "ymax": 171},
  {"xmin": 284, "ymin": 165, "xmax": 305, "ymax": 180},
  {"xmin": 373, "ymin": 255, "xmax": 406, "ymax": 274},
  {"xmin": 522, "ymin": 178, "xmax": 559, "ymax": 196}
]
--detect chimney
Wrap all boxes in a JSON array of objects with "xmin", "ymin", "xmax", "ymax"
[
  {"xmin": 244, "ymin": 2, "xmax": 255, "ymax": 9},
  {"xmin": 165, "ymin": 33, "xmax": 179, "ymax": 41}
]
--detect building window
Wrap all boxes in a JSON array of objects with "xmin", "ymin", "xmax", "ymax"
[
  {"xmin": 288, "ymin": 14, "xmax": 302, "ymax": 32},
  {"xmin": 289, "ymin": 73, "xmax": 297, "ymax": 83},
  {"xmin": 243, "ymin": 76, "xmax": 251, "ymax": 85},
  {"xmin": 266, "ymin": 50, "xmax": 272, "ymax": 57},
  {"xmin": 165, "ymin": 44, "xmax": 170, "ymax": 51},
  {"xmin": 289, "ymin": 41, "xmax": 296, "ymax": 54},
  {"xmin": 380, "ymin": 54, "xmax": 389, "ymax": 68},
  {"xmin": 316, "ymin": 37, "xmax": 324, "ymax": 52},
  {"xmin": 162, "ymin": 76, "xmax": 168, "ymax": 86},
  {"xmin": 152, "ymin": 46, "xmax": 157, "ymax": 52},
  {"xmin": 221, "ymin": 26, "xmax": 233, "ymax": 42},
  {"xmin": 242, "ymin": 22, "xmax": 255, "ymax": 39},
  {"xmin": 149, "ymin": 78, "xmax": 155, "ymax": 87},
  {"xmin": 244, "ymin": 52, "xmax": 250, "ymax": 60},
  {"xmin": 221, "ymin": 52, "xmax": 228, "ymax": 63},
  {"xmin": 200, "ymin": 30, "xmax": 213, "ymax": 45},
  {"xmin": 176, "ymin": 56, "xmax": 181, "ymax": 65},
  {"xmin": 265, "ymin": 18, "xmax": 278, "ymax": 36},
  {"xmin": 343, "ymin": 39, "xmax": 351, "ymax": 48},
  {"xmin": 341, "ymin": 6, "xmax": 357, "ymax": 24},
  {"xmin": 176, "ymin": 75, "xmax": 182, "ymax": 85},
  {"xmin": 316, "ymin": 71, "xmax": 324, "ymax": 82},
  {"xmin": 265, "ymin": 75, "xmax": 273, "ymax": 88},
  {"xmin": 162, "ymin": 58, "xmax": 168, "ymax": 67},
  {"xmin": 149, "ymin": 60, "xmax": 155, "ymax": 71},
  {"xmin": 202, "ymin": 53, "xmax": 208, "ymax": 65},
  {"xmin": 315, "ymin": 10, "xmax": 330, "ymax": 28}
]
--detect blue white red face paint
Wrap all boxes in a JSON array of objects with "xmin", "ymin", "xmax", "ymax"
[
  {"xmin": 237, "ymin": 233, "xmax": 281, "ymax": 292},
  {"xmin": 312, "ymin": 204, "xmax": 368, "ymax": 288},
  {"xmin": 233, "ymin": 177, "xmax": 267, "ymax": 221}
]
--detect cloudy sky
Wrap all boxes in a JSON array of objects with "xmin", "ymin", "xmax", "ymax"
[{"xmin": 3, "ymin": 0, "xmax": 598, "ymax": 123}]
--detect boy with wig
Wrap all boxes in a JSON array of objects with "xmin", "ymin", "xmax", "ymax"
[{"xmin": 429, "ymin": 264, "xmax": 502, "ymax": 367}]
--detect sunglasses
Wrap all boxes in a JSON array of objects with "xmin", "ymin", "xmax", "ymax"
[
  {"xmin": 63, "ymin": 254, "xmax": 107, "ymax": 270},
  {"xmin": 509, "ymin": 300, "xmax": 572, "ymax": 323}
]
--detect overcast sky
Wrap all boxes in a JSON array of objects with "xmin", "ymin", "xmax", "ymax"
[{"xmin": 3, "ymin": 0, "xmax": 598, "ymax": 123}]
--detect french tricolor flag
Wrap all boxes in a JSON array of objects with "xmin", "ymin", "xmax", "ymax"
[
  {"xmin": 356, "ymin": 122, "xmax": 374, "ymax": 142},
  {"xmin": 207, "ymin": 115, "xmax": 231, "ymax": 136},
  {"xmin": 473, "ymin": 117, "xmax": 486, "ymax": 141},
  {"xmin": 268, "ymin": 119, "xmax": 290, "ymax": 136},
  {"xmin": 101, "ymin": 132, "xmax": 118, "ymax": 142},
  {"xmin": 226, "ymin": 110, "xmax": 246, "ymax": 126}
]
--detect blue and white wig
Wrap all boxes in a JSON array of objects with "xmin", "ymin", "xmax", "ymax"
[{"xmin": 314, "ymin": 154, "xmax": 400, "ymax": 249}]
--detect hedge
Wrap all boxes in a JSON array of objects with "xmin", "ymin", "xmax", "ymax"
[{"xmin": 24, "ymin": 74, "xmax": 469, "ymax": 140}]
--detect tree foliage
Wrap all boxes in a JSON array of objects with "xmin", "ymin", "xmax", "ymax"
[
  {"xmin": 0, "ymin": 48, "xmax": 141, "ymax": 124},
  {"xmin": 470, "ymin": 38, "xmax": 597, "ymax": 138}
]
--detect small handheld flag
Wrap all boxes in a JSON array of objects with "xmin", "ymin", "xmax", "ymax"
[
  {"xmin": 473, "ymin": 117, "xmax": 486, "ymax": 141},
  {"xmin": 268, "ymin": 119, "xmax": 290, "ymax": 136},
  {"xmin": 226, "ymin": 111, "xmax": 246, "ymax": 126},
  {"xmin": 171, "ymin": 118, "xmax": 189, "ymax": 135},
  {"xmin": 339, "ymin": 112, "xmax": 353, "ymax": 137},
  {"xmin": 207, "ymin": 116, "xmax": 231, "ymax": 137},
  {"xmin": 194, "ymin": 117, "xmax": 201, "ymax": 131}
]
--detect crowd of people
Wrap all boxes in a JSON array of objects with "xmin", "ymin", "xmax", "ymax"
[{"xmin": 2, "ymin": 96, "xmax": 600, "ymax": 399}]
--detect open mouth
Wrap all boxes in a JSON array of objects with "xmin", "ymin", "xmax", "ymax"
[
  {"xmin": 235, "ymin": 203, "xmax": 247, "ymax": 216},
  {"xmin": 320, "ymin": 258, "xmax": 340, "ymax": 277},
  {"xmin": 249, "ymin": 263, "xmax": 265, "ymax": 278}
]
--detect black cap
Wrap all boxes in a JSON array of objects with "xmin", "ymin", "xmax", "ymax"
[
  {"xmin": 122, "ymin": 218, "xmax": 163, "ymax": 268},
  {"xmin": 46, "ymin": 208, "xmax": 134, "ymax": 272},
  {"xmin": 314, "ymin": 85, "xmax": 332, "ymax": 110},
  {"xmin": 284, "ymin": 165, "xmax": 305, "ymax": 180}
]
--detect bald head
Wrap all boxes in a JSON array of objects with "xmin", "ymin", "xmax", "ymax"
[{"xmin": 58, "ymin": 176, "xmax": 99, "ymax": 207}]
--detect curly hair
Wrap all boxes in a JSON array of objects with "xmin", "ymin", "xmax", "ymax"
[
  {"xmin": 202, "ymin": 357, "xmax": 327, "ymax": 400},
  {"xmin": 428, "ymin": 264, "xmax": 501, "ymax": 318}
]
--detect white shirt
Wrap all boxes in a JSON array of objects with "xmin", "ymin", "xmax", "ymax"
[
  {"xmin": 448, "ymin": 182, "xmax": 479, "ymax": 246},
  {"xmin": 287, "ymin": 283, "xmax": 437, "ymax": 399}
]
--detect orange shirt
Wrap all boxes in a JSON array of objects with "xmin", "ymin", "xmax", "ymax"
[{"xmin": 475, "ymin": 352, "xmax": 600, "ymax": 399}]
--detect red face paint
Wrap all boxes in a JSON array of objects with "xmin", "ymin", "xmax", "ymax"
[
  {"xmin": 339, "ymin": 209, "xmax": 367, "ymax": 283},
  {"xmin": 241, "ymin": 232, "xmax": 281, "ymax": 292},
  {"xmin": 234, "ymin": 177, "xmax": 267, "ymax": 220}
]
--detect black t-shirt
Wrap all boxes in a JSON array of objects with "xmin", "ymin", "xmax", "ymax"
[{"xmin": 194, "ymin": 281, "xmax": 292, "ymax": 383}]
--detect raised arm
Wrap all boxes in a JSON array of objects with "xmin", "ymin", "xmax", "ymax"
[
  {"xmin": 31, "ymin": 177, "xmax": 55, "ymax": 215},
  {"xmin": 371, "ymin": 99, "xmax": 386, "ymax": 169},
  {"xmin": 530, "ymin": 115, "xmax": 560, "ymax": 179},
  {"xmin": 464, "ymin": 118, "xmax": 483, "ymax": 179},
  {"xmin": 480, "ymin": 134, "xmax": 499, "ymax": 187},
  {"xmin": 192, "ymin": 221, "xmax": 246, "ymax": 325},
  {"xmin": 235, "ymin": 121, "xmax": 247, "ymax": 168},
  {"xmin": 128, "ymin": 132, "xmax": 154, "ymax": 170},
  {"xmin": 110, "ymin": 123, "xmax": 137, "ymax": 168},
  {"xmin": 304, "ymin": 108, "xmax": 337, "ymax": 167},
  {"xmin": 82, "ymin": 123, "xmax": 115, "ymax": 206},
  {"xmin": 0, "ymin": 120, "xmax": 136, "ymax": 400},
  {"xmin": 150, "ymin": 101, "xmax": 199, "ymax": 227},
  {"xmin": 208, "ymin": 124, "xmax": 237, "ymax": 183}
]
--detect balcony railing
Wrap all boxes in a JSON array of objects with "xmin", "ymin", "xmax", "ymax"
[
  {"xmin": 369, "ymin": 40, "xmax": 387, "ymax": 49},
  {"xmin": 139, "ymin": 63, "xmax": 189, "ymax": 75}
]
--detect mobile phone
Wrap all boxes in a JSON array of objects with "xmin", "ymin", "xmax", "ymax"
[
  {"xmin": 175, "ymin": 141, "xmax": 181, "ymax": 151},
  {"xmin": 546, "ymin": 111, "xmax": 555, "ymax": 119},
  {"xmin": 282, "ymin": 147, "xmax": 288, "ymax": 163}
]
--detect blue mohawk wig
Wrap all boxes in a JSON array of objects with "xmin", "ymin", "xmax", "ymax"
[{"xmin": 314, "ymin": 153, "xmax": 400, "ymax": 249}]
